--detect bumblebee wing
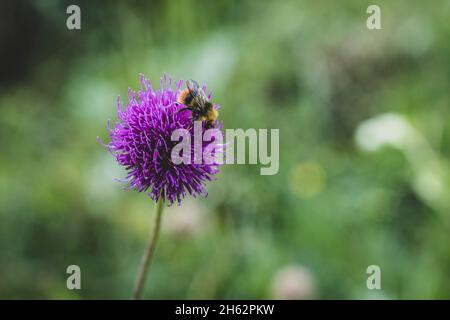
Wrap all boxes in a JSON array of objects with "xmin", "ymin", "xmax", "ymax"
[
  {"xmin": 187, "ymin": 79, "xmax": 208, "ymax": 109},
  {"xmin": 186, "ymin": 79, "xmax": 200, "ymax": 92}
]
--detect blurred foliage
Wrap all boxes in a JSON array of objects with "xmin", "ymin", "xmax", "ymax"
[{"xmin": 1, "ymin": 0, "xmax": 450, "ymax": 299}]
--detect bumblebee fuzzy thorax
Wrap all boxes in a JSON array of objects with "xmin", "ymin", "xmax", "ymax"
[
  {"xmin": 177, "ymin": 89, "xmax": 193, "ymax": 106},
  {"xmin": 177, "ymin": 80, "xmax": 219, "ymax": 128}
]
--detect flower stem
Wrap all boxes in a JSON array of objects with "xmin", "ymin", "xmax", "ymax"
[{"xmin": 132, "ymin": 197, "xmax": 164, "ymax": 300}]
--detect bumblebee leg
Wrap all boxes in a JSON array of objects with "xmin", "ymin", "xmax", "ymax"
[
  {"xmin": 205, "ymin": 121, "xmax": 213, "ymax": 130},
  {"xmin": 185, "ymin": 112, "xmax": 200, "ymax": 131},
  {"xmin": 177, "ymin": 107, "xmax": 194, "ymax": 113}
]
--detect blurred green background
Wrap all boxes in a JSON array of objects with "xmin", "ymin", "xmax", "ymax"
[{"xmin": 1, "ymin": 0, "xmax": 450, "ymax": 299}]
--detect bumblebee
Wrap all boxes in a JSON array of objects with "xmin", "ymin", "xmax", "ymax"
[{"xmin": 177, "ymin": 79, "xmax": 218, "ymax": 129}]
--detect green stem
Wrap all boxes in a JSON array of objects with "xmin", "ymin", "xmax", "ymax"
[{"xmin": 132, "ymin": 197, "xmax": 164, "ymax": 300}]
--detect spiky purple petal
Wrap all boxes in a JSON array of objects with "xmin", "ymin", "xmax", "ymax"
[{"xmin": 101, "ymin": 74, "xmax": 222, "ymax": 205}]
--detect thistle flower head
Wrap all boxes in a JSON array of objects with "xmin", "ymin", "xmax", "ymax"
[{"xmin": 100, "ymin": 74, "xmax": 222, "ymax": 205}]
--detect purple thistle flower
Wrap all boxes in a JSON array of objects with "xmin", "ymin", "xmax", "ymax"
[{"xmin": 99, "ymin": 74, "xmax": 222, "ymax": 205}]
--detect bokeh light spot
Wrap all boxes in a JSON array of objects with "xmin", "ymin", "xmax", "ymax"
[{"xmin": 289, "ymin": 162, "xmax": 327, "ymax": 198}]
